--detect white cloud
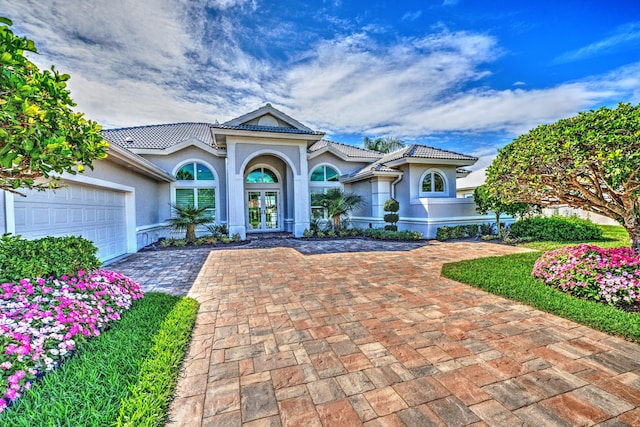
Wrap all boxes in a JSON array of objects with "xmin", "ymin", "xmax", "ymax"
[
  {"xmin": 402, "ymin": 11, "xmax": 422, "ymax": 22},
  {"xmin": 555, "ymin": 21, "xmax": 640, "ymax": 63},
  {"xmin": 2, "ymin": 0, "xmax": 639, "ymax": 147}
]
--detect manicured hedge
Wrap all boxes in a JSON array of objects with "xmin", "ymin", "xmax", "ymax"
[
  {"xmin": 509, "ymin": 216, "xmax": 602, "ymax": 242},
  {"xmin": 0, "ymin": 235, "xmax": 102, "ymax": 282}
]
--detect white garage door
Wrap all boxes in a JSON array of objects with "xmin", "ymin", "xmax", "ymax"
[{"xmin": 14, "ymin": 183, "xmax": 127, "ymax": 261}]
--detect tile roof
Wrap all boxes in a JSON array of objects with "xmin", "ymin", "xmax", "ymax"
[
  {"xmin": 347, "ymin": 144, "xmax": 477, "ymax": 179},
  {"xmin": 102, "ymin": 123, "xmax": 216, "ymax": 149},
  {"xmin": 379, "ymin": 144, "xmax": 478, "ymax": 163},
  {"xmin": 211, "ymin": 124, "xmax": 324, "ymax": 135},
  {"xmin": 308, "ymin": 139, "xmax": 383, "ymax": 159}
]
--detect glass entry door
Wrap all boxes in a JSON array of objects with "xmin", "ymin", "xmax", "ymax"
[{"xmin": 247, "ymin": 190, "xmax": 280, "ymax": 231}]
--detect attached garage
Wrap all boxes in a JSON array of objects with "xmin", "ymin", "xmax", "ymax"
[{"xmin": 13, "ymin": 183, "xmax": 128, "ymax": 262}]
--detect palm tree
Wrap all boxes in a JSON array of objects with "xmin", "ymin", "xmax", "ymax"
[
  {"xmin": 318, "ymin": 188, "xmax": 364, "ymax": 231},
  {"xmin": 167, "ymin": 204, "xmax": 215, "ymax": 243},
  {"xmin": 363, "ymin": 136, "xmax": 405, "ymax": 153}
]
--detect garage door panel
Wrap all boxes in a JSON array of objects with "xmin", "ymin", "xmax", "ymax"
[{"xmin": 14, "ymin": 183, "xmax": 128, "ymax": 261}]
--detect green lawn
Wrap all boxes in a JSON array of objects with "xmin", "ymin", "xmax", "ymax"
[
  {"xmin": 441, "ymin": 225, "xmax": 640, "ymax": 342},
  {"xmin": 1, "ymin": 292, "xmax": 199, "ymax": 427}
]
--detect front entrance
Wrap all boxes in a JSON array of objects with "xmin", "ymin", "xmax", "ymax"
[{"xmin": 247, "ymin": 190, "xmax": 280, "ymax": 231}]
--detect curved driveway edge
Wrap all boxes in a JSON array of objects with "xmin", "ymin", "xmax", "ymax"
[{"xmin": 166, "ymin": 241, "xmax": 640, "ymax": 426}]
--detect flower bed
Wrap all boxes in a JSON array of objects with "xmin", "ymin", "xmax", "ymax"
[
  {"xmin": 532, "ymin": 244, "xmax": 640, "ymax": 307},
  {"xmin": 0, "ymin": 270, "xmax": 144, "ymax": 412}
]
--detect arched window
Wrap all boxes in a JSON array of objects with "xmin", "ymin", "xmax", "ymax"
[
  {"xmin": 246, "ymin": 167, "xmax": 278, "ymax": 184},
  {"xmin": 310, "ymin": 165, "xmax": 339, "ymax": 182},
  {"xmin": 309, "ymin": 165, "xmax": 341, "ymax": 220},
  {"xmin": 420, "ymin": 170, "xmax": 447, "ymax": 196},
  {"xmin": 174, "ymin": 162, "xmax": 216, "ymax": 219}
]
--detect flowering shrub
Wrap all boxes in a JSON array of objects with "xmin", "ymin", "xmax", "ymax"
[
  {"xmin": 533, "ymin": 244, "xmax": 640, "ymax": 307},
  {"xmin": 0, "ymin": 270, "xmax": 143, "ymax": 412}
]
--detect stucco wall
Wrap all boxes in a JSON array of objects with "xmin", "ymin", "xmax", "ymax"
[
  {"xmin": 234, "ymin": 142, "xmax": 302, "ymax": 176},
  {"xmin": 85, "ymin": 159, "xmax": 161, "ymax": 228},
  {"xmin": 141, "ymin": 147, "xmax": 228, "ymax": 224}
]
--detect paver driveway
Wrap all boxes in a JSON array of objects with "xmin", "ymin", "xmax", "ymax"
[{"xmin": 164, "ymin": 241, "xmax": 640, "ymax": 426}]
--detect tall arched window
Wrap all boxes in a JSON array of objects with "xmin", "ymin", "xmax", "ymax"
[
  {"xmin": 174, "ymin": 162, "xmax": 216, "ymax": 219},
  {"xmin": 309, "ymin": 165, "xmax": 341, "ymax": 220},
  {"xmin": 420, "ymin": 170, "xmax": 447, "ymax": 196}
]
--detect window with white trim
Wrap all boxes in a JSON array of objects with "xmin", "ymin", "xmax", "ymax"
[
  {"xmin": 175, "ymin": 162, "xmax": 216, "ymax": 218},
  {"xmin": 420, "ymin": 170, "xmax": 446, "ymax": 196},
  {"xmin": 309, "ymin": 165, "xmax": 341, "ymax": 219}
]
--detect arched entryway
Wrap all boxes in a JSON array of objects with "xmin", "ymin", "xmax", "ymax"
[
  {"xmin": 245, "ymin": 165, "xmax": 282, "ymax": 231},
  {"xmin": 242, "ymin": 154, "xmax": 294, "ymax": 234}
]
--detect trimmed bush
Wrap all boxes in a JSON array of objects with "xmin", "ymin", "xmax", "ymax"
[
  {"xmin": 509, "ymin": 216, "xmax": 603, "ymax": 242},
  {"xmin": 383, "ymin": 198, "xmax": 400, "ymax": 232},
  {"xmin": 0, "ymin": 235, "xmax": 101, "ymax": 282},
  {"xmin": 436, "ymin": 224, "xmax": 482, "ymax": 241},
  {"xmin": 363, "ymin": 228, "xmax": 423, "ymax": 241}
]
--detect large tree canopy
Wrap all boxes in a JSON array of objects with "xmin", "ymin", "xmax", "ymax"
[
  {"xmin": 0, "ymin": 17, "xmax": 108, "ymax": 194},
  {"xmin": 485, "ymin": 102, "xmax": 640, "ymax": 249}
]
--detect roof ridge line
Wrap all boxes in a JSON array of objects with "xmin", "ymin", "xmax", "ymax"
[{"xmin": 102, "ymin": 122, "xmax": 213, "ymax": 132}]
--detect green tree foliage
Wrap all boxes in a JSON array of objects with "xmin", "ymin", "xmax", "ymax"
[
  {"xmin": 316, "ymin": 188, "xmax": 364, "ymax": 231},
  {"xmin": 473, "ymin": 184, "xmax": 536, "ymax": 237},
  {"xmin": 363, "ymin": 136, "xmax": 405, "ymax": 153},
  {"xmin": 485, "ymin": 103, "xmax": 640, "ymax": 249},
  {"xmin": 0, "ymin": 17, "xmax": 108, "ymax": 194}
]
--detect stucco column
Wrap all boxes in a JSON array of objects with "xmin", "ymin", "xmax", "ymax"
[
  {"xmin": 294, "ymin": 144, "xmax": 310, "ymax": 237},
  {"xmin": 371, "ymin": 178, "xmax": 393, "ymax": 219},
  {"xmin": 226, "ymin": 141, "xmax": 247, "ymax": 239}
]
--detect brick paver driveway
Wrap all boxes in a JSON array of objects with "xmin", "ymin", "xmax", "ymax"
[{"xmin": 165, "ymin": 241, "xmax": 640, "ymax": 426}]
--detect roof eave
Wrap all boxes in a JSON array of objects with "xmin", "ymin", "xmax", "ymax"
[
  {"xmin": 308, "ymin": 145, "xmax": 381, "ymax": 163},
  {"xmin": 384, "ymin": 157, "xmax": 478, "ymax": 168},
  {"xmin": 211, "ymin": 127, "xmax": 325, "ymax": 142},
  {"xmin": 341, "ymin": 170, "xmax": 402, "ymax": 183},
  {"xmin": 106, "ymin": 143, "xmax": 175, "ymax": 182},
  {"xmin": 128, "ymin": 139, "xmax": 226, "ymax": 157}
]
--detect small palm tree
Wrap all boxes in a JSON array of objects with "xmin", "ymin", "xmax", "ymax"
[
  {"xmin": 318, "ymin": 188, "xmax": 364, "ymax": 231},
  {"xmin": 167, "ymin": 204, "xmax": 214, "ymax": 243}
]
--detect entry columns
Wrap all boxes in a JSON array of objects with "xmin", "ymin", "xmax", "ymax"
[{"xmin": 226, "ymin": 141, "xmax": 247, "ymax": 239}]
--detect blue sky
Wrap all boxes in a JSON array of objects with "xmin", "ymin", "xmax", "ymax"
[{"xmin": 3, "ymin": 0, "xmax": 640, "ymax": 180}]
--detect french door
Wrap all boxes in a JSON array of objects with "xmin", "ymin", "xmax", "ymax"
[{"xmin": 247, "ymin": 190, "xmax": 280, "ymax": 231}]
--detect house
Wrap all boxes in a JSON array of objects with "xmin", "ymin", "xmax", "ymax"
[{"xmin": 0, "ymin": 104, "xmax": 493, "ymax": 262}]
